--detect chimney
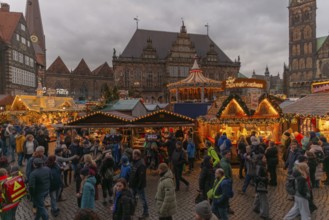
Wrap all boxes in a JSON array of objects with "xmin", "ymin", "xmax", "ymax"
[{"xmin": 0, "ymin": 3, "xmax": 10, "ymax": 12}]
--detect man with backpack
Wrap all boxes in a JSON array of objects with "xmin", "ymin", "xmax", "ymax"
[
  {"xmin": 210, "ymin": 168, "xmax": 233, "ymax": 220},
  {"xmin": 217, "ymin": 133, "xmax": 232, "ymax": 156}
]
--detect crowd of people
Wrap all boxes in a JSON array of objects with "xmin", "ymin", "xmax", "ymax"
[{"xmin": 1, "ymin": 122, "xmax": 329, "ymax": 220}]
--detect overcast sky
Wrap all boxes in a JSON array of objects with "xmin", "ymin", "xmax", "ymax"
[{"xmin": 4, "ymin": 0, "xmax": 329, "ymax": 77}]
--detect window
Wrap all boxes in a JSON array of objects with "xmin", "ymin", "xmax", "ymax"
[
  {"xmin": 27, "ymin": 41, "xmax": 30, "ymax": 47},
  {"xmin": 25, "ymin": 55, "xmax": 29, "ymax": 66},
  {"xmin": 146, "ymin": 74, "xmax": 153, "ymax": 87},
  {"xmin": 21, "ymin": 37, "xmax": 26, "ymax": 45},
  {"xmin": 12, "ymin": 50, "xmax": 19, "ymax": 61},
  {"xmin": 20, "ymin": 24, "xmax": 26, "ymax": 31},
  {"xmin": 18, "ymin": 53, "xmax": 24, "ymax": 63},
  {"xmin": 29, "ymin": 57, "xmax": 34, "ymax": 67},
  {"xmin": 9, "ymin": 66, "xmax": 36, "ymax": 87},
  {"xmin": 16, "ymin": 34, "xmax": 20, "ymax": 41}
]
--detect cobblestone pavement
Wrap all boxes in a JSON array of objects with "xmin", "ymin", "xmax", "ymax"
[{"xmin": 15, "ymin": 162, "xmax": 329, "ymax": 220}]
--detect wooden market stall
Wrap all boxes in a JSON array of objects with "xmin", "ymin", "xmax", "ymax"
[{"xmin": 281, "ymin": 92, "xmax": 329, "ymax": 139}]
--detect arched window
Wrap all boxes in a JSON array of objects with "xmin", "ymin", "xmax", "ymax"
[
  {"xmin": 299, "ymin": 58, "xmax": 305, "ymax": 69},
  {"xmin": 292, "ymin": 59, "xmax": 298, "ymax": 70},
  {"xmin": 306, "ymin": 58, "xmax": 313, "ymax": 69},
  {"xmin": 303, "ymin": 26, "xmax": 312, "ymax": 39}
]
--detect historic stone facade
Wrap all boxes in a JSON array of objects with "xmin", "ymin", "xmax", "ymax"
[
  {"xmin": 44, "ymin": 57, "xmax": 114, "ymax": 100},
  {"xmin": 0, "ymin": 3, "xmax": 37, "ymax": 95},
  {"xmin": 112, "ymin": 23, "xmax": 241, "ymax": 103},
  {"xmin": 284, "ymin": 0, "xmax": 329, "ymax": 97},
  {"xmin": 251, "ymin": 67, "xmax": 283, "ymax": 94}
]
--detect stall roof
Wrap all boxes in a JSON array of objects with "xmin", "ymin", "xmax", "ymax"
[
  {"xmin": 132, "ymin": 110, "xmax": 195, "ymax": 127},
  {"xmin": 282, "ymin": 93, "xmax": 329, "ymax": 117},
  {"xmin": 216, "ymin": 94, "xmax": 251, "ymax": 119},
  {"xmin": 102, "ymin": 99, "xmax": 142, "ymax": 111},
  {"xmin": 65, "ymin": 111, "xmax": 131, "ymax": 128},
  {"xmin": 10, "ymin": 95, "xmax": 81, "ymax": 112},
  {"xmin": 252, "ymin": 94, "xmax": 283, "ymax": 119}
]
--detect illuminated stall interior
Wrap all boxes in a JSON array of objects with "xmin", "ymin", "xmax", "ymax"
[
  {"xmin": 282, "ymin": 92, "xmax": 329, "ymax": 139},
  {"xmin": 167, "ymin": 59, "xmax": 223, "ymax": 103}
]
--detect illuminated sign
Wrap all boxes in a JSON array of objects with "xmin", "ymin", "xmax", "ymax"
[
  {"xmin": 312, "ymin": 81, "xmax": 329, "ymax": 93},
  {"xmin": 43, "ymin": 87, "xmax": 69, "ymax": 95},
  {"xmin": 224, "ymin": 77, "xmax": 266, "ymax": 89}
]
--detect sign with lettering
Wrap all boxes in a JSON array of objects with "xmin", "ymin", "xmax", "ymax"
[
  {"xmin": 224, "ymin": 77, "xmax": 266, "ymax": 89},
  {"xmin": 311, "ymin": 81, "xmax": 329, "ymax": 93}
]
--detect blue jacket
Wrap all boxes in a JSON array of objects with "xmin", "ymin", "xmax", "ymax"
[
  {"xmin": 29, "ymin": 166, "xmax": 51, "ymax": 197},
  {"xmin": 81, "ymin": 176, "xmax": 96, "ymax": 209},
  {"xmin": 285, "ymin": 149, "xmax": 302, "ymax": 174},
  {"xmin": 119, "ymin": 163, "xmax": 131, "ymax": 181},
  {"xmin": 218, "ymin": 135, "xmax": 232, "ymax": 151},
  {"xmin": 213, "ymin": 178, "xmax": 232, "ymax": 208},
  {"xmin": 187, "ymin": 143, "xmax": 195, "ymax": 158}
]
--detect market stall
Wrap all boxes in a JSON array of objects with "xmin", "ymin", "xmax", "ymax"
[{"xmin": 282, "ymin": 92, "xmax": 329, "ymax": 139}]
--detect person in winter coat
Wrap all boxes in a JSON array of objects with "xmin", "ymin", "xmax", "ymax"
[
  {"xmin": 237, "ymin": 135, "xmax": 247, "ymax": 179},
  {"xmin": 195, "ymin": 200, "xmax": 218, "ymax": 220},
  {"xmin": 23, "ymin": 134, "xmax": 38, "ymax": 160},
  {"xmin": 187, "ymin": 137, "xmax": 196, "ymax": 172},
  {"xmin": 284, "ymin": 162, "xmax": 311, "ymax": 220},
  {"xmin": 155, "ymin": 163, "xmax": 177, "ymax": 220},
  {"xmin": 240, "ymin": 145, "xmax": 257, "ymax": 194},
  {"xmin": 112, "ymin": 178, "xmax": 134, "ymax": 220},
  {"xmin": 253, "ymin": 166, "xmax": 270, "ymax": 219},
  {"xmin": 100, "ymin": 152, "xmax": 115, "ymax": 204},
  {"xmin": 265, "ymin": 141, "xmax": 278, "ymax": 186},
  {"xmin": 285, "ymin": 141, "xmax": 302, "ymax": 174},
  {"xmin": 220, "ymin": 150, "xmax": 232, "ymax": 179},
  {"xmin": 320, "ymin": 136, "xmax": 329, "ymax": 185},
  {"xmin": 309, "ymin": 138, "xmax": 324, "ymax": 188},
  {"xmin": 36, "ymin": 130, "xmax": 50, "ymax": 156},
  {"xmin": 306, "ymin": 151, "xmax": 317, "ymax": 189},
  {"xmin": 79, "ymin": 167, "xmax": 97, "ymax": 209},
  {"xmin": 29, "ymin": 158, "xmax": 51, "ymax": 220},
  {"xmin": 46, "ymin": 155, "xmax": 62, "ymax": 217},
  {"xmin": 26, "ymin": 146, "xmax": 47, "ymax": 182},
  {"xmin": 69, "ymin": 138, "xmax": 83, "ymax": 176},
  {"xmin": 171, "ymin": 141, "xmax": 189, "ymax": 191},
  {"xmin": 129, "ymin": 149, "xmax": 149, "ymax": 219},
  {"xmin": 206, "ymin": 141, "xmax": 220, "ymax": 168},
  {"xmin": 15, "ymin": 131, "xmax": 26, "ymax": 167},
  {"xmin": 211, "ymin": 168, "xmax": 233, "ymax": 220},
  {"xmin": 119, "ymin": 155, "xmax": 131, "ymax": 181},
  {"xmin": 217, "ymin": 133, "xmax": 232, "ymax": 155},
  {"xmin": 199, "ymin": 156, "xmax": 215, "ymax": 200}
]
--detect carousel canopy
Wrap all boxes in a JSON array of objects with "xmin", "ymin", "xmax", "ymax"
[
  {"xmin": 10, "ymin": 95, "xmax": 81, "ymax": 112},
  {"xmin": 167, "ymin": 59, "xmax": 223, "ymax": 89}
]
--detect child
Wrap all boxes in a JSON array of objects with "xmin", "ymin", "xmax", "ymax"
[
  {"xmin": 253, "ymin": 166, "xmax": 270, "ymax": 219},
  {"xmin": 187, "ymin": 137, "xmax": 196, "ymax": 172},
  {"xmin": 77, "ymin": 167, "xmax": 96, "ymax": 209}
]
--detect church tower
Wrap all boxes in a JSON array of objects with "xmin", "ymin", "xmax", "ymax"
[
  {"xmin": 25, "ymin": 0, "xmax": 46, "ymax": 80},
  {"xmin": 286, "ymin": 0, "xmax": 317, "ymax": 96}
]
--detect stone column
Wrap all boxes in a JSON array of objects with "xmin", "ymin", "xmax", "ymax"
[{"xmin": 201, "ymin": 87, "xmax": 205, "ymax": 102}]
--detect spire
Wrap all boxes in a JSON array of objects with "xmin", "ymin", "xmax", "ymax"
[
  {"xmin": 180, "ymin": 18, "xmax": 186, "ymax": 33},
  {"xmin": 265, "ymin": 65, "xmax": 270, "ymax": 76},
  {"xmin": 191, "ymin": 55, "xmax": 200, "ymax": 70},
  {"xmin": 25, "ymin": 0, "xmax": 46, "ymax": 67}
]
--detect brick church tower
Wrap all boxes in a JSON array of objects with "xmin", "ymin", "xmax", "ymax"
[
  {"xmin": 25, "ymin": 0, "xmax": 46, "ymax": 81},
  {"xmin": 284, "ymin": 0, "xmax": 317, "ymax": 96}
]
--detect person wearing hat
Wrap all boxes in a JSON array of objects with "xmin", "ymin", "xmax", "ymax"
[
  {"xmin": 29, "ymin": 157, "xmax": 51, "ymax": 220},
  {"xmin": 155, "ymin": 163, "xmax": 177, "ymax": 220},
  {"xmin": 195, "ymin": 200, "xmax": 218, "ymax": 220},
  {"xmin": 119, "ymin": 155, "xmax": 131, "ymax": 181}
]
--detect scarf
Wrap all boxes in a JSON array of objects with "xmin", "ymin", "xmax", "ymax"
[{"xmin": 112, "ymin": 191, "xmax": 122, "ymax": 213}]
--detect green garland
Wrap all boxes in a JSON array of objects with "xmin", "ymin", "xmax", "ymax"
[{"xmin": 216, "ymin": 94, "xmax": 251, "ymax": 118}]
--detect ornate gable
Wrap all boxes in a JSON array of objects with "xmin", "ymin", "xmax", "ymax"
[
  {"xmin": 47, "ymin": 56, "xmax": 70, "ymax": 74},
  {"xmin": 72, "ymin": 59, "xmax": 91, "ymax": 75},
  {"xmin": 92, "ymin": 62, "xmax": 113, "ymax": 78}
]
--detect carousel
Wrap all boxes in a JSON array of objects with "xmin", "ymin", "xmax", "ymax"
[{"xmin": 167, "ymin": 59, "xmax": 223, "ymax": 103}]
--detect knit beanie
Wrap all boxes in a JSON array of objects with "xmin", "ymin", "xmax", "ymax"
[
  {"xmin": 195, "ymin": 200, "xmax": 212, "ymax": 219},
  {"xmin": 80, "ymin": 167, "xmax": 89, "ymax": 176}
]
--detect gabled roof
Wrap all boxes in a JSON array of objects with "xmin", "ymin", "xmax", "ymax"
[
  {"xmin": 132, "ymin": 110, "xmax": 194, "ymax": 127},
  {"xmin": 252, "ymin": 94, "xmax": 283, "ymax": 118},
  {"xmin": 237, "ymin": 72, "xmax": 248, "ymax": 79},
  {"xmin": 217, "ymin": 94, "xmax": 251, "ymax": 119},
  {"xmin": 47, "ymin": 56, "xmax": 70, "ymax": 74},
  {"xmin": 10, "ymin": 95, "xmax": 80, "ymax": 112},
  {"xmin": 66, "ymin": 112, "xmax": 130, "ymax": 128},
  {"xmin": 145, "ymin": 104, "xmax": 159, "ymax": 111},
  {"xmin": 317, "ymin": 36, "xmax": 328, "ymax": 51},
  {"xmin": 0, "ymin": 95, "xmax": 14, "ymax": 106},
  {"xmin": 121, "ymin": 29, "xmax": 232, "ymax": 62},
  {"xmin": 102, "ymin": 99, "xmax": 143, "ymax": 112},
  {"xmin": 72, "ymin": 59, "xmax": 91, "ymax": 75},
  {"xmin": 282, "ymin": 93, "xmax": 329, "ymax": 117},
  {"xmin": 92, "ymin": 62, "xmax": 113, "ymax": 77},
  {"xmin": 0, "ymin": 11, "xmax": 22, "ymax": 43}
]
